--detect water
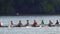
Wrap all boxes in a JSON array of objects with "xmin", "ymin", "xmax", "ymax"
[{"xmin": 0, "ymin": 15, "xmax": 60, "ymax": 34}]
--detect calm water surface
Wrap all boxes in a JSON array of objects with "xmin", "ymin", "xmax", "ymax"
[{"xmin": 0, "ymin": 15, "xmax": 60, "ymax": 34}]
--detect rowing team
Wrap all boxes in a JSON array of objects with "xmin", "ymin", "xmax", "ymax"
[{"xmin": 0, "ymin": 20, "xmax": 59, "ymax": 27}]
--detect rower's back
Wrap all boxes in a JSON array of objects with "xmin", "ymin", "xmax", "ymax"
[
  {"xmin": 18, "ymin": 20, "xmax": 22, "ymax": 27},
  {"xmin": 56, "ymin": 20, "xmax": 59, "ymax": 24},
  {"xmin": 10, "ymin": 21, "xmax": 13, "ymax": 27},
  {"xmin": 55, "ymin": 20, "xmax": 59, "ymax": 26},
  {"xmin": 41, "ymin": 20, "xmax": 44, "ymax": 25},
  {"xmin": 48, "ymin": 20, "xmax": 53, "ymax": 27},
  {"xmin": 11, "ymin": 21, "xmax": 13, "ymax": 25},
  {"xmin": 25, "ymin": 20, "xmax": 29, "ymax": 26},
  {"xmin": 0, "ymin": 22, "xmax": 2, "ymax": 27},
  {"xmin": 33, "ymin": 20, "xmax": 37, "ymax": 27},
  {"xmin": 40, "ymin": 20, "xmax": 44, "ymax": 27}
]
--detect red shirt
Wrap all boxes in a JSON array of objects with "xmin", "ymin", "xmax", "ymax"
[{"xmin": 33, "ymin": 21, "xmax": 37, "ymax": 25}]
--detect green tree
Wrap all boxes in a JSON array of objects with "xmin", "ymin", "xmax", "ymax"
[{"xmin": 41, "ymin": 0, "xmax": 54, "ymax": 12}]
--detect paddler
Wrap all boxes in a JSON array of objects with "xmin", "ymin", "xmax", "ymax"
[
  {"xmin": 48, "ymin": 20, "xmax": 53, "ymax": 27},
  {"xmin": 55, "ymin": 20, "xmax": 59, "ymax": 26},
  {"xmin": 25, "ymin": 20, "xmax": 29, "ymax": 26},
  {"xmin": 40, "ymin": 20, "xmax": 44, "ymax": 27},
  {"xmin": 17, "ymin": 20, "xmax": 22, "ymax": 27},
  {"xmin": 0, "ymin": 22, "xmax": 2, "ymax": 27},
  {"xmin": 32, "ymin": 20, "xmax": 37, "ymax": 27},
  {"xmin": 9, "ymin": 21, "xmax": 14, "ymax": 27}
]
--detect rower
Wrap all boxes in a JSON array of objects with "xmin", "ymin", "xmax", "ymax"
[
  {"xmin": 40, "ymin": 20, "xmax": 44, "ymax": 27},
  {"xmin": 25, "ymin": 20, "xmax": 29, "ymax": 26},
  {"xmin": 0, "ymin": 22, "xmax": 2, "ymax": 27},
  {"xmin": 55, "ymin": 20, "xmax": 59, "ymax": 26},
  {"xmin": 8, "ymin": 21, "xmax": 13, "ymax": 27},
  {"xmin": 32, "ymin": 20, "xmax": 37, "ymax": 27},
  {"xmin": 48, "ymin": 20, "xmax": 53, "ymax": 27},
  {"xmin": 17, "ymin": 20, "xmax": 22, "ymax": 27}
]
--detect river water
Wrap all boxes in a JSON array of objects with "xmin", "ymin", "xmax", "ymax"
[{"xmin": 0, "ymin": 15, "xmax": 60, "ymax": 34}]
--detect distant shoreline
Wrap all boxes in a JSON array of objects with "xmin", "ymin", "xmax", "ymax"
[{"xmin": 0, "ymin": 14, "xmax": 60, "ymax": 16}]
